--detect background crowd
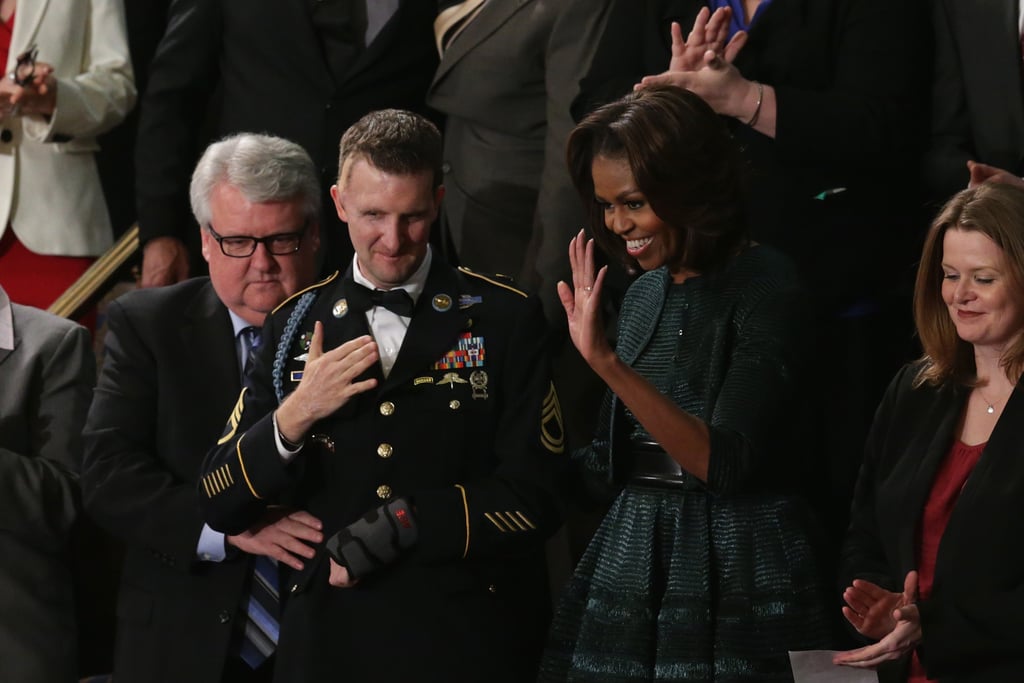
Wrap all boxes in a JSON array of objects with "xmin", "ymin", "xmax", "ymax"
[{"xmin": 1, "ymin": 0, "xmax": 1023, "ymax": 681}]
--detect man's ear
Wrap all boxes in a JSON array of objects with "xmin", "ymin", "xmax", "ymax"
[
  {"xmin": 199, "ymin": 227, "xmax": 212, "ymax": 262},
  {"xmin": 307, "ymin": 219, "xmax": 322, "ymax": 252},
  {"xmin": 330, "ymin": 184, "xmax": 348, "ymax": 222}
]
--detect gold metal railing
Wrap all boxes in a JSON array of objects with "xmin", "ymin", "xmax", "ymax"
[{"xmin": 48, "ymin": 224, "xmax": 139, "ymax": 318}]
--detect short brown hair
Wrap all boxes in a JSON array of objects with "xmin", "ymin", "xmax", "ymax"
[
  {"xmin": 338, "ymin": 109, "xmax": 442, "ymax": 188},
  {"xmin": 566, "ymin": 86, "xmax": 747, "ymax": 273},
  {"xmin": 914, "ymin": 183, "xmax": 1024, "ymax": 386}
]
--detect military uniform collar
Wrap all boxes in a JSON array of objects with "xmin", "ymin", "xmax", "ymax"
[{"xmin": 350, "ymin": 245, "xmax": 433, "ymax": 305}]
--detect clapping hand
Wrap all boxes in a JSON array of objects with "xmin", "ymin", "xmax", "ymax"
[
  {"xmin": 834, "ymin": 571, "xmax": 923, "ymax": 668},
  {"xmin": 665, "ymin": 8, "xmax": 748, "ymax": 73}
]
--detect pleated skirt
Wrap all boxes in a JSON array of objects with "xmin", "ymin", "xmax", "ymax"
[{"xmin": 540, "ymin": 485, "xmax": 832, "ymax": 682}]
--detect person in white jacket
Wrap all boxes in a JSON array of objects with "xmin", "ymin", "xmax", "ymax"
[{"xmin": 0, "ymin": 0, "xmax": 135, "ymax": 314}]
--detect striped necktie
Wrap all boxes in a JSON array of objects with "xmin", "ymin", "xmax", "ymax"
[
  {"xmin": 238, "ymin": 556, "xmax": 281, "ymax": 668},
  {"xmin": 237, "ymin": 326, "xmax": 280, "ymax": 668},
  {"xmin": 240, "ymin": 326, "xmax": 261, "ymax": 378}
]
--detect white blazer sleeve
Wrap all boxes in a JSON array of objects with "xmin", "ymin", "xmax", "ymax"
[{"xmin": 23, "ymin": 0, "xmax": 136, "ymax": 143}]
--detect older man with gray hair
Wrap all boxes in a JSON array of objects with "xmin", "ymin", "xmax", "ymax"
[{"xmin": 83, "ymin": 133, "xmax": 324, "ymax": 683}]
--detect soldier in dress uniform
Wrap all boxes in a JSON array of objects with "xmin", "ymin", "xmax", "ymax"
[{"xmin": 199, "ymin": 109, "xmax": 565, "ymax": 682}]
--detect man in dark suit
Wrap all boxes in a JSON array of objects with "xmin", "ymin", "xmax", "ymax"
[
  {"xmin": 0, "ymin": 285, "xmax": 93, "ymax": 683},
  {"xmin": 83, "ymin": 133, "xmax": 324, "ymax": 683},
  {"xmin": 135, "ymin": 0, "xmax": 438, "ymax": 287},
  {"xmin": 924, "ymin": 0, "xmax": 1024, "ymax": 204},
  {"xmin": 199, "ymin": 110, "xmax": 564, "ymax": 682}
]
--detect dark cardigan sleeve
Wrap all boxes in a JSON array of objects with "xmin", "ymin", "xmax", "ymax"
[{"xmin": 704, "ymin": 270, "xmax": 811, "ymax": 495}]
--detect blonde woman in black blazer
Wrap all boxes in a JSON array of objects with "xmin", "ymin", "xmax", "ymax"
[{"xmin": 837, "ymin": 182, "xmax": 1024, "ymax": 681}]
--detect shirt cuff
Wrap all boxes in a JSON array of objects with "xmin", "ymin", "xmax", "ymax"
[
  {"xmin": 274, "ymin": 411, "xmax": 303, "ymax": 462},
  {"xmin": 196, "ymin": 524, "xmax": 227, "ymax": 562}
]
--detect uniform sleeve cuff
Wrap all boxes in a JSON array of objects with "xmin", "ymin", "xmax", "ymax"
[{"xmin": 273, "ymin": 411, "xmax": 303, "ymax": 462}]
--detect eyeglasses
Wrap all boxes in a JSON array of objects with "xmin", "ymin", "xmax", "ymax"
[
  {"xmin": 9, "ymin": 44, "xmax": 38, "ymax": 87},
  {"xmin": 207, "ymin": 221, "xmax": 308, "ymax": 258}
]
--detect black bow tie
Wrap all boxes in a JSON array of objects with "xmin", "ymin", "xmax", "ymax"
[{"xmin": 348, "ymin": 282, "xmax": 416, "ymax": 317}]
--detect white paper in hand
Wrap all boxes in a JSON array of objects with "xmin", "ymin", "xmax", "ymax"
[{"xmin": 789, "ymin": 650, "xmax": 879, "ymax": 683}]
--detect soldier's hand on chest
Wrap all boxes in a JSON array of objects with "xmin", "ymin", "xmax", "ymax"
[{"xmin": 276, "ymin": 322, "xmax": 380, "ymax": 442}]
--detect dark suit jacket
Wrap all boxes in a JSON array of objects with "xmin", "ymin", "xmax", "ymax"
[
  {"xmin": 426, "ymin": 0, "xmax": 613, "ymax": 323},
  {"xmin": 97, "ymin": 0, "xmax": 174, "ymax": 238},
  {"xmin": 0, "ymin": 299, "xmax": 92, "ymax": 683},
  {"xmin": 923, "ymin": 0, "xmax": 1024, "ymax": 205},
  {"xmin": 135, "ymin": 0, "xmax": 438, "ymax": 262},
  {"xmin": 82, "ymin": 279, "xmax": 253, "ymax": 683},
  {"xmin": 200, "ymin": 259, "xmax": 564, "ymax": 681},
  {"xmin": 577, "ymin": 0, "xmax": 930, "ymax": 307},
  {"xmin": 840, "ymin": 363, "xmax": 1024, "ymax": 681}
]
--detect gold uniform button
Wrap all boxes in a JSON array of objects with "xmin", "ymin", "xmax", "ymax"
[
  {"xmin": 377, "ymin": 443, "xmax": 393, "ymax": 459},
  {"xmin": 376, "ymin": 484, "xmax": 393, "ymax": 500},
  {"xmin": 379, "ymin": 401, "xmax": 395, "ymax": 416},
  {"xmin": 449, "ymin": 399, "xmax": 461, "ymax": 410}
]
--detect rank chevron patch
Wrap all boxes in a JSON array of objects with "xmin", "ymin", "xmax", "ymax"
[{"xmin": 541, "ymin": 382, "xmax": 564, "ymax": 454}]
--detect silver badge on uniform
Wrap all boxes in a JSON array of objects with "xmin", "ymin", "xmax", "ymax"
[
  {"xmin": 459, "ymin": 294, "xmax": 482, "ymax": 309},
  {"xmin": 470, "ymin": 370, "xmax": 489, "ymax": 400}
]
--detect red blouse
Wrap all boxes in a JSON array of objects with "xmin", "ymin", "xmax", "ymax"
[
  {"xmin": 908, "ymin": 438, "xmax": 986, "ymax": 682},
  {"xmin": 0, "ymin": 12, "xmax": 13, "ymax": 69}
]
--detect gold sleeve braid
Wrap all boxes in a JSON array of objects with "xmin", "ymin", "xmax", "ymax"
[
  {"xmin": 455, "ymin": 484, "xmax": 470, "ymax": 558},
  {"xmin": 235, "ymin": 434, "xmax": 262, "ymax": 499}
]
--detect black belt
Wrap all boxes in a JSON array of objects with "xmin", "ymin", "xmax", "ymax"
[{"xmin": 627, "ymin": 440, "xmax": 704, "ymax": 491}]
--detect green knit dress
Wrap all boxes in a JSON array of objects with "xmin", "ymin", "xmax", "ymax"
[{"xmin": 540, "ymin": 245, "xmax": 832, "ymax": 682}]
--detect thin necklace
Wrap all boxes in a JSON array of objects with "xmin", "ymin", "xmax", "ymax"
[{"xmin": 976, "ymin": 385, "xmax": 1009, "ymax": 415}]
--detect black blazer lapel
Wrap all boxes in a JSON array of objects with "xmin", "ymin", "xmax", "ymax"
[
  {"xmin": 380, "ymin": 262, "xmax": 469, "ymax": 394},
  {"xmin": 893, "ymin": 384, "xmax": 966, "ymax": 572},
  {"xmin": 336, "ymin": 0, "xmax": 435, "ymax": 90},
  {"xmin": 180, "ymin": 283, "xmax": 241, "ymax": 416},
  {"xmin": 957, "ymin": 380, "xmax": 1024, "ymax": 506},
  {"xmin": 430, "ymin": 0, "xmax": 533, "ymax": 87},
  {"xmin": 339, "ymin": 0, "xmax": 403, "ymax": 81},
  {"xmin": 176, "ymin": 280, "xmax": 241, "ymax": 430}
]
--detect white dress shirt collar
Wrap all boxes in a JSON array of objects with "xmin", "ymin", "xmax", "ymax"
[{"xmin": 351, "ymin": 245, "xmax": 433, "ymax": 305}]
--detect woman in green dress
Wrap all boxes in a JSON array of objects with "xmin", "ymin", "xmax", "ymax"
[{"xmin": 540, "ymin": 85, "xmax": 831, "ymax": 681}]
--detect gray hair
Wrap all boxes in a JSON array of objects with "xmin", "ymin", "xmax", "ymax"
[{"xmin": 190, "ymin": 133, "xmax": 321, "ymax": 227}]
